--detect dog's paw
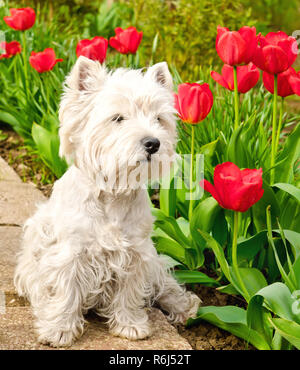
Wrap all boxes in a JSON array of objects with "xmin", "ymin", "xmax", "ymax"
[
  {"xmin": 167, "ymin": 292, "xmax": 202, "ymax": 324},
  {"xmin": 110, "ymin": 323, "xmax": 151, "ymax": 340},
  {"xmin": 186, "ymin": 291, "xmax": 202, "ymax": 318},
  {"xmin": 38, "ymin": 330, "xmax": 75, "ymax": 348}
]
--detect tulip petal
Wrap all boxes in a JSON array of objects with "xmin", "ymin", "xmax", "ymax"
[
  {"xmin": 263, "ymin": 68, "xmax": 296, "ymax": 97},
  {"xmin": 237, "ymin": 63, "xmax": 260, "ymax": 93},
  {"xmin": 278, "ymin": 38, "xmax": 298, "ymax": 67},
  {"xmin": 221, "ymin": 64, "xmax": 234, "ymax": 90},
  {"xmin": 213, "ymin": 162, "xmax": 242, "ymax": 209},
  {"xmin": 211, "ymin": 70, "xmax": 231, "ymax": 90},
  {"xmin": 200, "ymin": 179, "xmax": 223, "ymax": 207},
  {"xmin": 216, "ymin": 31, "xmax": 247, "ymax": 66},
  {"xmin": 238, "ymin": 26, "xmax": 258, "ymax": 64},
  {"xmin": 265, "ymin": 31, "xmax": 289, "ymax": 44},
  {"xmin": 261, "ymin": 45, "xmax": 289, "ymax": 74},
  {"xmin": 289, "ymin": 74, "xmax": 300, "ymax": 96}
]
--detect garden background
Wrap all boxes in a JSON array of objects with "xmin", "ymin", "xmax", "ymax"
[{"xmin": 0, "ymin": 0, "xmax": 300, "ymax": 350}]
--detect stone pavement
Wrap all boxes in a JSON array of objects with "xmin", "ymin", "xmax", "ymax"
[{"xmin": 0, "ymin": 156, "xmax": 192, "ymax": 350}]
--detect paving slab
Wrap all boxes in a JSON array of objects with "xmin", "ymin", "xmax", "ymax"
[
  {"xmin": 0, "ymin": 226, "xmax": 22, "ymax": 294},
  {"xmin": 0, "ymin": 181, "xmax": 45, "ymax": 226},
  {"xmin": 0, "ymin": 307, "xmax": 192, "ymax": 350},
  {"xmin": 0, "ymin": 157, "xmax": 21, "ymax": 183}
]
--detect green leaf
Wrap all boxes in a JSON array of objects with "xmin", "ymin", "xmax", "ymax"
[
  {"xmin": 212, "ymin": 210, "xmax": 228, "ymax": 246},
  {"xmin": 275, "ymin": 123, "xmax": 300, "ymax": 183},
  {"xmin": 176, "ymin": 217, "xmax": 190, "ymax": 238},
  {"xmin": 269, "ymin": 318, "xmax": 300, "ymax": 349},
  {"xmin": 217, "ymin": 284, "xmax": 240, "ymax": 295},
  {"xmin": 197, "ymin": 230, "xmax": 231, "ymax": 282},
  {"xmin": 252, "ymin": 182, "xmax": 280, "ymax": 231},
  {"xmin": 190, "ymin": 197, "xmax": 221, "ymax": 247},
  {"xmin": 32, "ymin": 123, "xmax": 67, "ymax": 178},
  {"xmin": 159, "ymin": 176, "xmax": 177, "ymax": 218},
  {"xmin": 274, "ymin": 229, "xmax": 300, "ymax": 259},
  {"xmin": 230, "ymin": 267, "xmax": 268, "ymax": 298},
  {"xmin": 249, "ymin": 283, "xmax": 300, "ymax": 324},
  {"xmin": 273, "ymin": 182, "xmax": 300, "ymax": 203},
  {"xmin": 153, "ymin": 236, "xmax": 186, "ymax": 265},
  {"xmin": 289, "ymin": 256, "xmax": 300, "ymax": 289},
  {"xmin": 174, "ymin": 270, "xmax": 219, "ymax": 286},
  {"xmin": 187, "ymin": 305, "xmax": 270, "ymax": 350},
  {"xmin": 226, "ymin": 124, "xmax": 248, "ymax": 168},
  {"xmin": 246, "ymin": 294, "xmax": 273, "ymax": 346},
  {"xmin": 237, "ymin": 231, "xmax": 267, "ymax": 262},
  {"xmin": 279, "ymin": 198, "xmax": 300, "ymax": 232},
  {"xmin": 152, "ymin": 208, "xmax": 191, "ymax": 248},
  {"xmin": 0, "ymin": 110, "xmax": 20, "ymax": 128}
]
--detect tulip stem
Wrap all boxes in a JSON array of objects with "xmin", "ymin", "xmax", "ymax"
[
  {"xmin": 232, "ymin": 211, "xmax": 250, "ymax": 302},
  {"xmin": 188, "ymin": 124, "xmax": 195, "ymax": 221},
  {"xmin": 270, "ymin": 74, "xmax": 278, "ymax": 184},
  {"xmin": 233, "ymin": 66, "xmax": 239, "ymax": 130},
  {"xmin": 274, "ymin": 97, "xmax": 284, "ymax": 162},
  {"xmin": 21, "ymin": 31, "xmax": 29, "ymax": 97}
]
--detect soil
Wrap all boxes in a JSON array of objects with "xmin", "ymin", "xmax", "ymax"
[
  {"xmin": 0, "ymin": 126, "xmax": 253, "ymax": 350},
  {"xmin": 176, "ymin": 285, "xmax": 254, "ymax": 350}
]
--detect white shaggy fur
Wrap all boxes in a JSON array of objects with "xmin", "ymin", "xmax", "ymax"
[{"xmin": 14, "ymin": 57, "xmax": 201, "ymax": 347}]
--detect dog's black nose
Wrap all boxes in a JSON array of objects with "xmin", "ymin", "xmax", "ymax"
[{"xmin": 141, "ymin": 137, "xmax": 160, "ymax": 155}]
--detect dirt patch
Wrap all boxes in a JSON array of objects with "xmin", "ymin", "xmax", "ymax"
[{"xmin": 175, "ymin": 285, "xmax": 254, "ymax": 350}]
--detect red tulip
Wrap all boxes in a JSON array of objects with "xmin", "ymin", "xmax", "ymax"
[
  {"xmin": 211, "ymin": 63, "xmax": 260, "ymax": 93},
  {"xmin": 216, "ymin": 26, "xmax": 257, "ymax": 66},
  {"xmin": 200, "ymin": 162, "xmax": 264, "ymax": 212},
  {"xmin": 174, "ymin": 83, "xmax": 213, "ymax": 124},
  {"xmin": 0, "ymin": 41, "xmax": 21, "ymax": 59},
  {"xmin": 109, "ymin": 27, "xmax": 143, "ymax": 54},
  {"xmin": 263, "ymin": 67, "xmax": 300, "ymax": 97},
  {"xmin": 289, "ymin": 71, "xmax": 300, "ymax": 96},
  {"xmin": 76, "ymin": 37, "xmax": 108, "ymax": 63},
  {"xmin": 3, "ymin": 7, "xmax": 35, "ymax": 31},
  {"xmin": 253, "ymin": 31, "xmax": 298, "ymax": 75},
  {"xmin": 29, "ymin": 48, "xmax": 63, "ymax": 73}
]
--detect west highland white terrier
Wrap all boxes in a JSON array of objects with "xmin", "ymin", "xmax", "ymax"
[{"xmin": 14, "ymin": 56, "xmax": 201, "ymax": 347}]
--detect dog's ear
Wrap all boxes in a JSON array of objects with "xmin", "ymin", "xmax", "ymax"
[
  {"xmin": 59, "ymin": 57, "xmax": 107, "ymax": 161},
  {"xmin": 146, "ymin": 62, "xmax": 173, "ymax": 91},
  {"xmin": 66, "ymin": 55, "xmax": 107, "ymax": 92}
]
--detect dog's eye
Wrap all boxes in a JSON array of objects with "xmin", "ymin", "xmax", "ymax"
[
  {"xmin": 112, "ymin": 115, "xmax": 124, "ymax": 123},
  {"xmin": 157, "ymin": 116, "xmax": 162, "ymax": 123}
]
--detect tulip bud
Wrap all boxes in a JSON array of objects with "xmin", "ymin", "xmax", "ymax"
[
  {"xmin": 216, "ymin": 26, "xmax": 257, "ymax": 66},
  {"xmin": 174, "ymin": 83, "xmax": 213, "ymax": 124}
]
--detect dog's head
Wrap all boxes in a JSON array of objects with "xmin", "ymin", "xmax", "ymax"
[{"xmin": 59, "ymin": 56, "xmax": 177, "ymax": 192}]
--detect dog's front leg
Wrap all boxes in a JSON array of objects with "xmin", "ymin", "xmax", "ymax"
[
  {"xmin": 157, "ymin": 270, "xmax": 201, "ymax": 324},
  {"xmin": 32, "ymin": 253, "xmax": 86, "ymax": 347},
  {"xmin": 107, "ymin": 274, "xmax": 151, "ymax": 340}
]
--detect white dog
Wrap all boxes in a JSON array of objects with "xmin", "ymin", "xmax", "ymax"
[{"xmin": 14, "ymin": 56, "xmax": 201, "ymax": 347}]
